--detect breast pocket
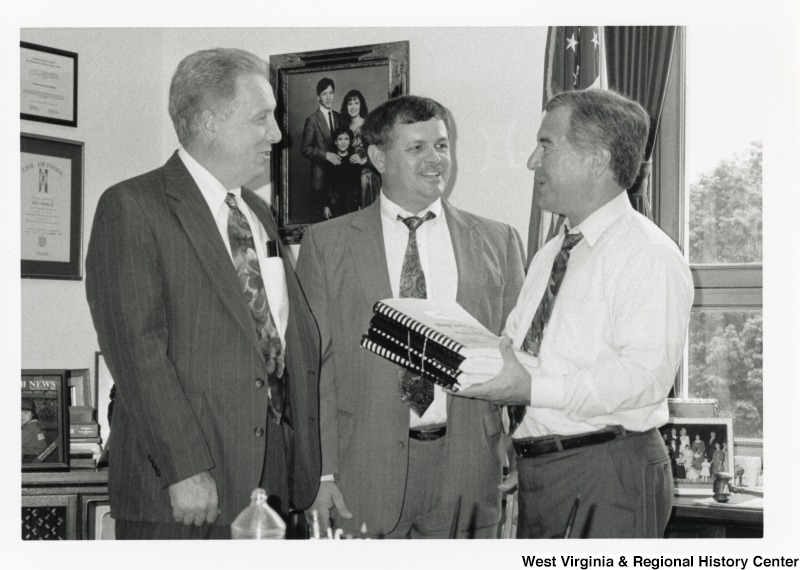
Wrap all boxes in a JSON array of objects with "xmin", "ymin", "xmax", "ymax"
[{"xmin": 548, "ymin": 296, "xmax": 609, "ymax": 365}]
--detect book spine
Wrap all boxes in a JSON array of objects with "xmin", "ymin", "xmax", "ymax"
[
  {"xmin": 360, "ymin": 336, "xmax": 460, "ymax": 390},
  {"xmin": 69, "ymin": 424, "xmax": 100, "ymax": 437},
  {"xmin": 367, "ymin": 326, "xmax": 463, "ymax": 379},
  {"xmin": 373, "ymin": 302, "xmax": 468, "ymax": 355},
  {"xmin": 370, "ymin": 313, "xmax": 464, "ymax": 368}
]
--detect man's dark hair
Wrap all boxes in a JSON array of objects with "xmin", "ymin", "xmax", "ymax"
[
  {"xmin": 332, "ymin": 126, "xmax": 354, "ymax": 146},
  {"xmin": 361, "ymin": 95, "xmax": 450, "ymax": 148},
  {"xmin": 545, "ymin": 89, "xmax": 650, "ymax": 189},
  {"xmin": 316, "ymin": 77, "xmax": 335, "ymax": 96}
]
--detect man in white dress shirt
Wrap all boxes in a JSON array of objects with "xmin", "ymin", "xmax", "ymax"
[
  {"xmin": 455, "ymin": 89, "xmax": 694, "ymax": 538},
  {"xmin": 296, "ymin": 95, "xmax": 525, "ymax": 538}
]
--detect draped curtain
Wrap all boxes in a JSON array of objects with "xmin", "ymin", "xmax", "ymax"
[
  {"xmin": 604, "ymin": 26, "xmax": 678, "ymax": 220},
  {"xmin": 526, "ymin": 26, "xmax": 604, "ymax": 265}
]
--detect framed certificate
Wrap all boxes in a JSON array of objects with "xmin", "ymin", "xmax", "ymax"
[
  {"xmin": 21, "ymin": 133, "xmax": 84, "ymax": 280},
  {"xmin": 20, "ymin": 41, "xmax": 78, "ymax": 127}
]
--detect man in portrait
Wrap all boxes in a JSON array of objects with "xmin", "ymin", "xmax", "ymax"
[
  {"xmin": 454, "ymin": 89, "xmax": 694, "ymax": 538},
  {"xmin": 296, "ymin": 95, "xmax": 525, "ymax": 538},
  {"xmin": 85, "ymin": 48, "xmax": 321, "ymax": 539},
  {"xmin": 301, "ymin": 77, "xmax": 341, "ymax": 222}
]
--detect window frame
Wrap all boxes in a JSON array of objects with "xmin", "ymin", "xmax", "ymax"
[{"xmin": 654, "ymin": 27, "xmax": 764, "ymax": 438}]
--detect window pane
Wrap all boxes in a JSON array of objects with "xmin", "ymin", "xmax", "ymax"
[
  {"xmin": 687, "ymin": 309, "xmax": 763, "ymax": 438},
  {"xmin": 685, "ymin": 30, "xmax": 762, "ymax": 264}
]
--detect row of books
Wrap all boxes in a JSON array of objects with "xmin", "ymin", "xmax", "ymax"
[
  {"xmin": 360, "ymin": 298, "xmax": 537, "ymax": 390},
  {"xmin": 69, "ymin": 406, "xmax": 102, "ymax": 469}
]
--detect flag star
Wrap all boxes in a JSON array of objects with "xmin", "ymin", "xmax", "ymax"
[
  {"xmin": 591, "ymin": 30, "xmax": 600, "ymax": 49},
  {"xmin": 566, "ymin": 33, "xmax": 579, "ymax": 52}
]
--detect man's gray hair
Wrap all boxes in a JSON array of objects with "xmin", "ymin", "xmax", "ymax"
[
  {"xmin": 168, "ymin": 48, "xmax": 268, "ymax": 146},
  {"xmin": 545, "ymin": 89, "xmax": 650, "ymax": 189}
]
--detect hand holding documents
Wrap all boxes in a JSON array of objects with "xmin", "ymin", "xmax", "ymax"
[{"xmin": 360, "ymin": 298, "xmax": 537, "ymax": 390}]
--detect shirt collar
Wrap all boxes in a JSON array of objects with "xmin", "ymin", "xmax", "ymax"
[
  {"xmin": 178, "ymin": 147, "xmax": 241, "ymax": 213},
  {"xmin": 570, "ymin": 191, "xmax": 631, "ymax": 247},
  {"xmin": 320, "ymin": 105, "xmax": 333, "ymax": 116},
  {"xmin": 379, "ymin": 192, "xmax": 443, "ymax": 227}
]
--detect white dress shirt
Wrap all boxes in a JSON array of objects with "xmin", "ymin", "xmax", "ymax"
[
  {"xmin": 380, "ymin": 193, "xmax": 458, "ymax": 428},
  {"xmin": 178, "ymin": 148, "xmax": 288, "ymax": 347},
  {"xmin": 504, "ymin": 191, "xmax": 694, "ymax": 438},
  {"xmin": 320, "ymin": 105, "xmax": 335, "ymax": 133}
]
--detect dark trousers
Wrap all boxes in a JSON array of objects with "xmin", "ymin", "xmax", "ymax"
[{"xmin": 515, "ymin": 427, "xmax": 673, "ymax": 538}]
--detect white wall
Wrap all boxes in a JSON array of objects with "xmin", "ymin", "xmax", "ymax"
[{"xmin": 19, "ymin": 27, "xmax": 546, "ymax": 373}]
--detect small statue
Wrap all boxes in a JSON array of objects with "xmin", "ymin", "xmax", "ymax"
[{"xmin": 735, "ymin": 464, "xmax": 745, "ymax": 487}]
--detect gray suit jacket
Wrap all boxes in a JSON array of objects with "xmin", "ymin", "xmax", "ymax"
[
  {"xmin": 296, "ymin": 199, "xmax": 525, "ymax": 535},
  {"xmin": 301, "ymin": 108, "xmax": 341, "ymax": 190},
  {"xmin": 85, "ymin": 152, "xmax": 321, "ymax": 525}
]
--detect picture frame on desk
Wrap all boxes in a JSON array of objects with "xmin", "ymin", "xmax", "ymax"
[
  {"xmin": 660, "ymin": 417, "xmax": 734, "ymax": 496},
  {"xmin": 22, "ymin": 370, "xmax": 70, "ymax": 472},
  {"xmin": 21, "ymin": 133, "xmax": 84, "ymax": 280},
  {"xmin": 270, "ymin": 41, "xmax": 408, "ymax": 244}
]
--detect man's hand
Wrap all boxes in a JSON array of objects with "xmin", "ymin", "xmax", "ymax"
[
  {"xmin": 498, "ymin": 469, "xmax": 519, "ymax": 493},
  {"xmin": 168, "ymin": 471, "xmax": 219, "ymax": 526},
  {"xmin": 325, "ymin": 152, "xmax": 342, "ymax": 165},
  {"xmin": 451, "ymin": 337, "xmax": 532, "ymax": 406},
  {"xmin": 323, "ymin": 207, "xmax": 332, "ymax": 220},
  {"xmin": 306, "ymin": 480, "xmax": 352, "ymax": 533}
]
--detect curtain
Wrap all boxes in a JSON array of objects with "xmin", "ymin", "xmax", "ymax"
[
  {"xmin": 604, "ymin": 26, "xmax": 678, "ymax": 220},
  {"xmin": 527, "ymin": 26, "xmax": 605, "ymax": 265}
]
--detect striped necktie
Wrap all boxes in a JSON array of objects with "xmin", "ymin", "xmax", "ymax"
[{"xmin": 508, "ymin": 227, "xmax": 584, "ymax": 435}]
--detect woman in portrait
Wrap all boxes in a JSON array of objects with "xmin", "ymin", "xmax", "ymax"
[{"xmin": 340, "ymin": 89, "xmax": 381, "ymax": 208}]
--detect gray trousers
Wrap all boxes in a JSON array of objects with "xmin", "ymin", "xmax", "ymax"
[{"xmin": 515, "ymin": 427, "xmax": 673, "ymax": 538}]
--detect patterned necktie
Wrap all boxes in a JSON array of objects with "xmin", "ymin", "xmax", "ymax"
[
  {"xmin": 225, "ymin": 193, "xmax": 285, "ymax": 425},
  {"xmin": 508, "ymin": 227, "xmax": 584, "ymax": 435},
  {"xmin": 397, "ymin": 211, "xmax": 436, "ymax": 416}
]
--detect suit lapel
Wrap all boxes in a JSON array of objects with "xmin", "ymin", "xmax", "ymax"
[
  {"xmin": 349, "ymin": 202, "xmax": 393, "ymax": 304},
  {"xmin": 163, "ymin": 152, "xmax": 262, "ymax": 355},
  {"xmin": 442, "ymin": 201, "xmax": 486, "ymax": 415},
  {"xmin": 317, "ymin": 109, "xmax": 333, "ymax": 148},
  {"xmin": 444, "ymin": 200, "xmax": 485, "ymax": 313}
]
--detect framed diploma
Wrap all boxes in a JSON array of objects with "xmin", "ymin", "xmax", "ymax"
[
  {"xmin": 21, "ymin": 133, "xmax": 84, "ymax": 280},
  {"xmin": 20, "ymin": 42, "xmax": 78, "ymax": 127}
]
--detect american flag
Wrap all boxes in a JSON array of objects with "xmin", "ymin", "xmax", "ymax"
[{"xmin": 528, "ymin": 26, "xmax": 606, "ymax": 261}]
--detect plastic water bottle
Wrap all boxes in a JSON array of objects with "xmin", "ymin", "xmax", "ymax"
[{"xmin": 231, "ymin": 488, "xmax": 286, "ymax": 539}]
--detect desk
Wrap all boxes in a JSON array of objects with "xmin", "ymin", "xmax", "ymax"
[
  {"xmin": 22, "ymin": 470, "xmax": 109, "ymax": 540},
  {"xmin": 666, "ymin": 495, "xmax": 763, "ymax": 538}
]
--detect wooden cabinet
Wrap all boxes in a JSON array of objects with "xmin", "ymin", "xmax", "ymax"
[{"xmin": 22, "ymin": 470, "xmax": 111, "ymax": 540}]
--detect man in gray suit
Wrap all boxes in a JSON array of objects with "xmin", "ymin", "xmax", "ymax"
[
  {"xmin": 296, "ymin": 95, "xmax": 525, "ymax": 538},
  {"xmin": 85, "ymin": 48, "xmax": 321, "ymax": 539},
  {"xmin": 301, "ymin": 77, "xmax": 341, "ymax": 222}
]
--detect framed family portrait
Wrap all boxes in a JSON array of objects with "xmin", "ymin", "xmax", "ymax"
[
  {"xmin": 270, "ymin": 41, "xmax": 409, "ymax": 244},
  {"xmin": 21, "ymin": 133, "xmax": 84, "ymax": 280},
  {"xmin": 660, "ymin": 417, "xmax": 734, "ymax": 495},
  {"xmin": 20, "ymin": 41, "xmax": 78, "ymax": 127},
  {"xmin": 22, "ymin": 369, "xmax": 70, "ymax": 471}
]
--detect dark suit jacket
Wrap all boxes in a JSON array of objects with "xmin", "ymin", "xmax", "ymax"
[
  {"xmin": 295, "ymin": 200, "xmax": 525, "ymax": 535},
  {"xmin": 85, "ymin": 152, "xmax": 321, "ymax": 525},
  {"xmin": 301, "ymin": 108, "xmax": 341, "ymax": 190}
]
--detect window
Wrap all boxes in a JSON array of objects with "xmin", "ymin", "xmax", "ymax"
[{"xmin": 655, "ymin": 28, "xmax": 763, "ymax": 440}]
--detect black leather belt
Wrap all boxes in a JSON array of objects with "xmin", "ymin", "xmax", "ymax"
[
  {"xmin": 409, "ymin": 425, "xmax": 447, "ymax": 441},
  {"xmin": 513, "ymin": 426, "xmax": 626, "ymax": 459}
]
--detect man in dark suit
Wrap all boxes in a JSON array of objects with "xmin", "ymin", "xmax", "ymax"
[
  {"xmin": 85, "ymin": 48, "xmax": 321, "ymax": 539},
  {"xmin": 296, "ymin": 95, "xmax": 525, "ymax": 538},
  {"xmin": 301, "ymin": 77, "xmax": 341, "ymax": 221}
]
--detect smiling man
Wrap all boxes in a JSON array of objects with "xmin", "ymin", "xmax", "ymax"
[
  {"xmin": 296, "ymin": 95, "xmax": 525, "ymax": 538},
  {"xmin": 86, "ymin": 48, "xmax": 321, "ymax": 539},
  {"xmin": 453, "ymin": 89, "xmax": 694, "ymax": 538}
]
